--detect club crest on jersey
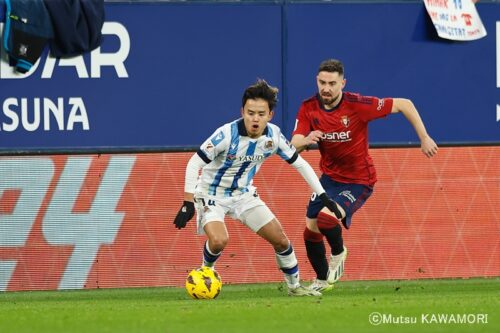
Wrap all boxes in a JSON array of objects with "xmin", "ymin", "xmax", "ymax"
[
  {"xmin": 264, "ymin": 139, "xmax": 274, "ymax": 150},
  {"xmin": 227, "ymin": 154, "xmax": 236, "ymax": 161},
  {"xmin": 341, "ymin": 116, "xmax": 350, "ymax": 128}
]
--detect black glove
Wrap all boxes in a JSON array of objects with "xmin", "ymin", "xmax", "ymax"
[
  {"xmin": 319, "ymin": 193, "xmax": 342, "ymax": 220},
  {"xmin": 173, "ymin": 201, "xmax": 195, "ymax": 229}
]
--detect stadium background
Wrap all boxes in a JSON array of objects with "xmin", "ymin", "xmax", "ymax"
[{"xmin": 0, "ymin": 0, "xmax": 498, "ymax": 291}]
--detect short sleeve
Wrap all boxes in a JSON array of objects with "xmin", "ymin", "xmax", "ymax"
[
  {"xmin": 357, "ymin": 97, "xmax": 393, "ymax": 122},
  {"xmin": 197, "ymin": 126, "xmax": 228, "ymax": 163},
  {"xmin": 292, "ymin": 103, "xmax": 312, "ymax": 137},
  {"xmin": 276, "ymin": 132, "xmax": 298, "ymax": 164}
]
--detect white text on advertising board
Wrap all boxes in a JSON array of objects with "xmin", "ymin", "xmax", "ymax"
[
  {"xmin": 0, "ymin": 22, "xmax": 130, "ymax": 132},
  {"xmin": 0, "ymin": 156, "xmax": 136, "ymax": 290}
]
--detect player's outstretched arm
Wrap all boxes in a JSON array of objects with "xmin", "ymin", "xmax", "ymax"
[
  {"xmin": 289, "ymin": 155, "xmax": 342, "ymax": 219},
  {"xmin": 291, "ymin": 130, "xmax": 323, "ymax": 153},
  {"xmin": 391, "ymin": 98, "xmax": 438, "ymax": 158}
]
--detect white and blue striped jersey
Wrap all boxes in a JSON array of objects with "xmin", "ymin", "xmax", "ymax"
[{"xmin": 195, "ymin": 118, "xmax": 298, "ymax": 197}]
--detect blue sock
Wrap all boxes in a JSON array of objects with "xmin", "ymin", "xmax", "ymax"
[{"xmin": 203, "ymin": 241, "xmax": 221, "ymax": 268}]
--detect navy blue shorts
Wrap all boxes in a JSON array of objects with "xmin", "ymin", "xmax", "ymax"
[{"xmin": 306, "ymin": 174, "xmax": 373, "ymax": 229}]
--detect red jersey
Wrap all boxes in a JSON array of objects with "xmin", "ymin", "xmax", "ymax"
[{"xmin": 293, "ymin": 92, "xmax": 393, "ymax": 186}]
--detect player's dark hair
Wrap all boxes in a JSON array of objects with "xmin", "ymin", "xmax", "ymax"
[
  {"xmin": 242, "ymin": 79, "xmax": 279, "ymax": 111},
  {"xmin": 318, "ymin": 59, "xmax": 344, "ymax": 76}
]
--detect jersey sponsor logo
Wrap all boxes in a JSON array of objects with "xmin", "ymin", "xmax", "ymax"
[
  {"xmin": 239, "ymin": 155, "xmax": 265, "ymax": 162},
  {"xmin": 341, "ymin": 115, "xmax": 350, "ymax": 128},
  {"xmin": 322, "ymin": 131, "xmax": 352, "ymax": 142}
]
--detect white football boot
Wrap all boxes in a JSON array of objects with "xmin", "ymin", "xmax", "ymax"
[
  {"xmin": 307, "ymin": 279, "xmax": 334, "ymax": 293},
  {"xmin": 327, "ymin": 246, "xmax": 347, "ymax": 284},
  {"xmin": 288, "ymin": 285, "xmax": 322, "ymax": 297}
]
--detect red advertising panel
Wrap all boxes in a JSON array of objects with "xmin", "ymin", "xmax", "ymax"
[{"xmin": 0, "ymin": 147, "xmax": 498, "ymax": 291}]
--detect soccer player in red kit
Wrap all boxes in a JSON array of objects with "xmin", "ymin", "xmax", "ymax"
[{"xmin": 291, "ymin": 59, "xmax": 438, "ymax": 292}]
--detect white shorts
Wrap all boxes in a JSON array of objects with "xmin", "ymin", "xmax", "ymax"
[{"xmin": 194, "ymin": 189, "xmax": 275, "ymax": 234}]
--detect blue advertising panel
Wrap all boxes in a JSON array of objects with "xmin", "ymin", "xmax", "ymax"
[
  {"xmin": 0, "ymin": 3, "xmax": 282, "ymax": 150},
  {"xmin": 285, "ymin": 3, "xmax": 500, "ymax": 143},
  {"xmin": 1, "ymin": 2, "xmax": 499, "ymax": 151}
]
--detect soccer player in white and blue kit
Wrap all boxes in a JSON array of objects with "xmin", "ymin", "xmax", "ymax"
[{"xmin": 174, "ymin": 79, "xmax": 340, "ymax": 296}]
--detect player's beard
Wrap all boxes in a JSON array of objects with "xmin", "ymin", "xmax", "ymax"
[{"xmin": 320, "ymin": 92, "xmax": 341, "ymax": 108}]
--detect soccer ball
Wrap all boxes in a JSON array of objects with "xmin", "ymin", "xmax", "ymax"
[{"xmin": 185, "ymin": 267, "xmax": 222, "ymax": 299}]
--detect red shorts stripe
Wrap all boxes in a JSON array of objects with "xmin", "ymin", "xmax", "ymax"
[
  {"xmin": 303, "ymin": 227, "xmax": 323, "ymax": 242},
  {"xmin": 317, "ymin": 211, "xmax": 340, "ymax": 230}
]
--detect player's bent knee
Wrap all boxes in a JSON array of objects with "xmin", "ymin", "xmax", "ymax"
[
  {"xmin": 209, "ymin": 237, "xmax": 228, "ymax": 253},
  {"xmin": 317, "ymin": 211, "xmax": 341, "ymax": 230},
  {"xmin": 273, "ymin": 237, "xmax": 290, "ymax": 253},
  {"xmin": 262, "ymin": 226, "xmax": 289, "ymax": 252}
]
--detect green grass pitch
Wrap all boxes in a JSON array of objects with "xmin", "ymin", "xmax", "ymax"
[{"xmin": 0, "ymin": 278, "xmax": 498, "ymax": 333}]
